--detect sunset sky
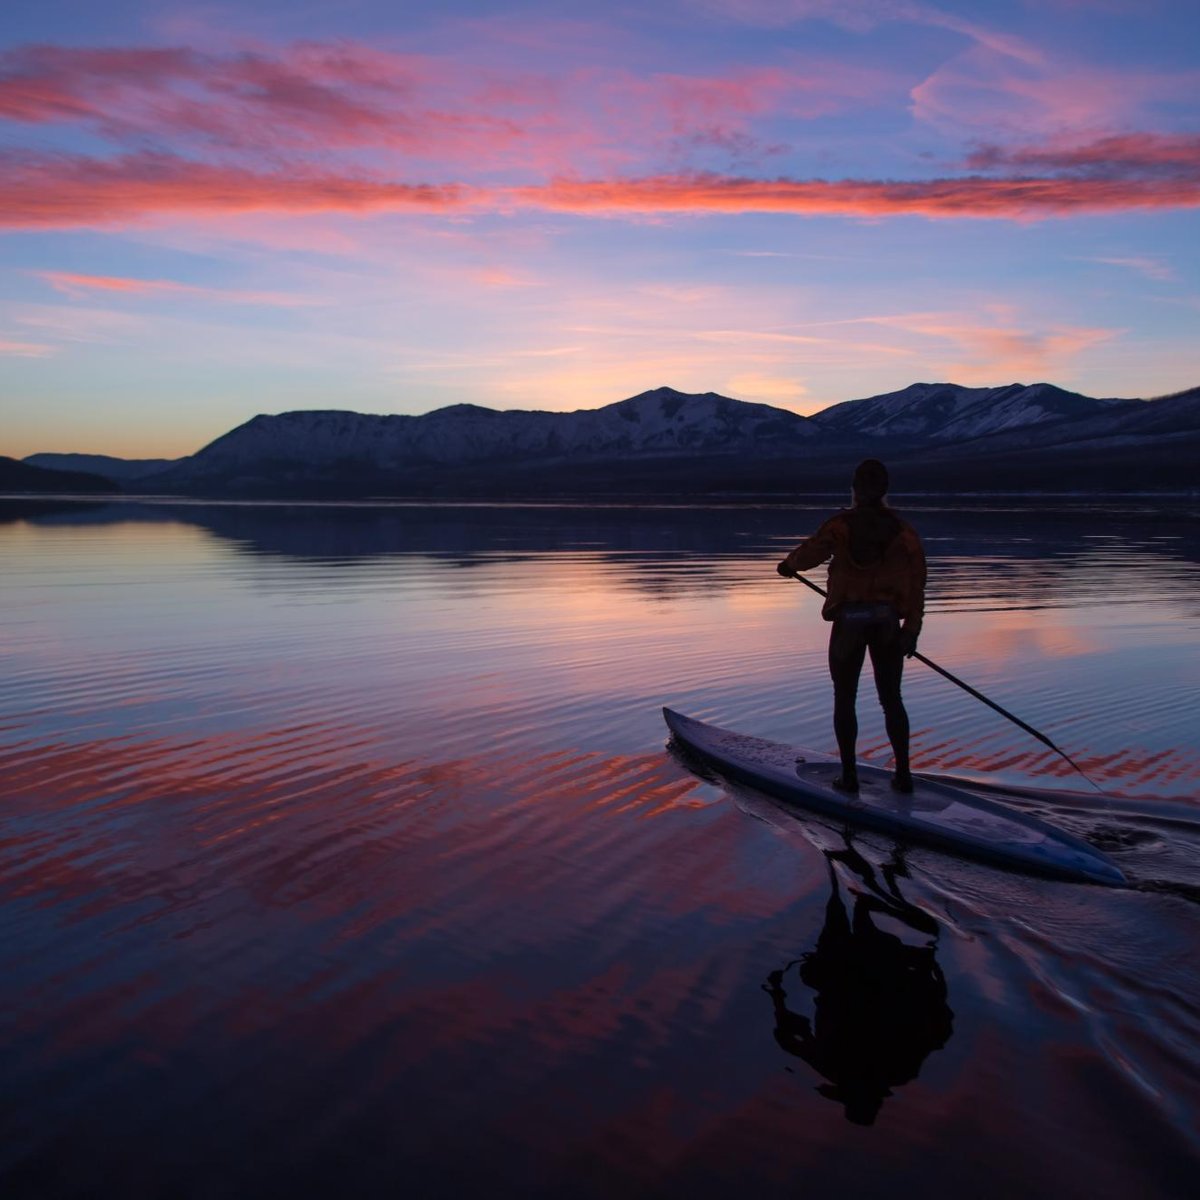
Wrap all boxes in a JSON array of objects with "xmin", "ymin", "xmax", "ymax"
[{"xmin": 2, "ymin": 0, "xmax": 1198, "ymax": 458}]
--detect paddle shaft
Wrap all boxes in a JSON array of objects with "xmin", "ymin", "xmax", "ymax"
[{"xmin": 788, "ymin": 571, "xmax": 1104, "ymax": 792}]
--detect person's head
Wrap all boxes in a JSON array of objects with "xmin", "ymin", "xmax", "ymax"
[{"xmin": 852, "ymin": 458, "xmax": 889, "ymax": 507}]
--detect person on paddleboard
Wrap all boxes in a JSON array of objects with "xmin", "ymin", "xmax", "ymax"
[{"xmin": 776, "ymin": 458, "xmax": 926, "ymax": 795}]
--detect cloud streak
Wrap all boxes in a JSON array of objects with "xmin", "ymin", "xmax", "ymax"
[
  {"xmin": 3, "ymin": 36, "xmax": 1196, "ymax": 231},
  {"xmin": 692, "ymin": 0, "xmax": 1045, "ymax": 63},
  {"xmin": 3, "ymin": 152, "xmax": 1199, "ymax": 230},
  {"xmin": 853, "ymin": 308, "xmax": 1119, "ymax": 381},
  {"xmin": 0, "ymin": 152, "xmax": 469, "ymax": 227},
  {"xmin": 0, "ymin": 336, "xmax": 54, "ymax": 357},
  {"xmin": 967, "ymin": 133, "xmax": 1200, "ymax": 176},
  {"xmin": 0, "ymin": 42, "xmax": 517, "ymax": 156},
  {"xmin": 513, "ymin": 169, "xmax": 1200, "ymax": 218},
  {"xmin": 1076, "ymin": 256, "xmax": 1174, "ymax": 283},
  {"xmin": 35, "ymin": 270, "xmax": 321, "ymax": 306},
  {"xmin": 909, "ymin": 42, "xmax": 1200, "ymax": 139},
  {"xmin": 0, "ymin": 40, "xmax": 883, "ymax": 175}
]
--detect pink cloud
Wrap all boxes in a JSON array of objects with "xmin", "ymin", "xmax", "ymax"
[
  {"xmin": 967, "ymin": 133, "xmax": 1200, "ymax": 175},
  {"xmin": 0, "ymin": 152, "xmax": 470, "ymax": 228},
  {"xmin": 552, "ymin": 59, "xmax": 903, "ymax": 173},
  {"xmin": 35, "ymin": 270, "xmax": 320, "ymax": 306},
  {"xmin": 906, "ymin": 3, "xmax": 1045, "ymax": 66},
  {"xmin": 0, "ymin": 42, "xmax": 522, "ymax": 159},
  {"xmin": 692, "ymin": 0, "xmax": 1045, "ymax": 63},
  {"xmin": 932, "ymin": 323, "xmax": 1116, "ymax": 374},
  {"xmin": 0, "ymin": 45, "xmax": 196, "ymax": 123},
  {"xmin": 860, "ymin": 309, "xmax": 1119, "ymax": 381},
  {"xmin": 910, "ymin": 42, "xmax": 1200, "ymax": 139},
  {"xmin": 0, "ymin": 39, "xmax": 900, "ymax": 178},
  {"xmin": 0, "ymin": 337, "xmax": 54, "ymax": 357},
  {"xmin": 1078, "ymin": 255, "xmax": 1174, "ymax": 283},
  {"xmin": 3, "ymin": 31, "xmax": 1191, "ymax": 210},
  {"xmin": 471, "ymin": 268, "xmax": 539, "ymax": 289},
  {"xmin": 37, "ymin": 270, "xmax": 198, "ymax": 296},
  {"xmin": 654, "ymin": 63, "xmax": 882, "ymax": 126},
  {"xmin": 2, "ymin": 35, "xmax": 1195, "ymax": 232},
  {"xmin": 510, "ymin": 169, "xmax": 1200, "ymax": 218},
  {"xmin": 3, "ymin": 153, "xmax": 1199, "ymax": 230}
]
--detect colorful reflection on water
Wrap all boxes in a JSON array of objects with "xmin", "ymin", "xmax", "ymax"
[{"xmin": 2, "ymin": 498, "xmax": 1198, "ymax": 1198}]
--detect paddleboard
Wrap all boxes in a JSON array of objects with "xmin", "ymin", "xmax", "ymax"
[{"xmin": 664, "ymin": 707, "xmax": 1126, "ymax": 886}]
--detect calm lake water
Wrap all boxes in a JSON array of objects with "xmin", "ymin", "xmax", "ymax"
[{"xmin": 2, "ymin": 497, "xmax": 1199, "ymax": 1199}]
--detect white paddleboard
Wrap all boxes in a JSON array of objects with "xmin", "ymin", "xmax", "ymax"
[{"xmin": 664, "ymin": 707, "xmax": 1125, "ymax": 886}]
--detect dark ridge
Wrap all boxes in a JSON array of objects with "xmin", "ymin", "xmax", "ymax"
[
  {"xmin": 0, "ymin": 456, "xmax": 120, "ymax": 495},
  {"xmin": 23, "ymin": 453, "xmax": 176, "ymax": 482},
  {"xmin": 1148, "ymin": 384, "xmax": 1200, "ymax": 403}
]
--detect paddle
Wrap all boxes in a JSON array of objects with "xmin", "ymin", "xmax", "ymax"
[{"xmin": 786, "ymin": 571, "xmax": 1106, "ymax": 794}]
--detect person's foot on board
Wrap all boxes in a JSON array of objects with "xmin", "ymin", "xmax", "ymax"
[
  {"xmin": 832, "ymin": 772, "xmax": 860, "ymax": 794},
  {"xmin": 891, "ymin": 772, "xmax": 914, "ymax": 794}
]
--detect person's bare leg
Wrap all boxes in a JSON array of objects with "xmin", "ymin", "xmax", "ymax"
[
  {"xmin": 870, "ymin": 631, "xmax": 912, "ymax": 792},
  {"xmin": 830, "ymin": 623, "xmax": 867, "ymax": 792}
]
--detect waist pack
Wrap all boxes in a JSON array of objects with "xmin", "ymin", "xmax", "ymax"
[{"xmin": 837, "ymin": 601, "xmax": 898, "ymax": 625}]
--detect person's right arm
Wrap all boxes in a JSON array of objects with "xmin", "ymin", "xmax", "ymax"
[{"xmin": 899, "ymin": 526, "xmax": 926, "ymax": 656}]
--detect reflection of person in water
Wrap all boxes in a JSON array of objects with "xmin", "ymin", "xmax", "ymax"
[{"xmin": 764, "ymin": 841, "xmax": 953, "ymax": 1126}]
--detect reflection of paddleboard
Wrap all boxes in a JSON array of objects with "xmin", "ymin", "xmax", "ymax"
[{"xmin": 663, "ymin": 708, "xmax": 1126, "ymax": 887}]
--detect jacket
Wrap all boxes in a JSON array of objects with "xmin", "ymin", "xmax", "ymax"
[{"xmin": 780, "ymin": 505, "xmax": 926, "ymax": 630}]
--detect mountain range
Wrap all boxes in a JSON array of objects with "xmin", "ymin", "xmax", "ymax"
[
  {"xmin": 810, "ymin": 381, "xmax": 1132, "ymax": 440},
  {"xmin": 13, "ymin": 380, "xmax": 1200, "ymax": 498}
]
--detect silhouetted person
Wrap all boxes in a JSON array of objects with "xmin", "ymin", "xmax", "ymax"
[
  {"xmin": 777, "ymin": 459, "xmax": 926, "ymax": 793},
  {"xmin": 764, "ymin": 843, "xmax": 952, "ymax": 1126}
]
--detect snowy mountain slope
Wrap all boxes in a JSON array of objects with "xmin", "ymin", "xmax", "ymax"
[
  {"xmin": 810, "ymin": 382, "xmax": 1134, "ymax": 441},
  {"xmin": 919, "ymin": 384, "xmax": 1200, "ymax": 458},
  {"xmin": 32, "ymin": 379, "xmax": 1195, "ymax": 498},
  {"xmin": 156, "ymin": 387, "xmax": 821, "ymax": 481}
]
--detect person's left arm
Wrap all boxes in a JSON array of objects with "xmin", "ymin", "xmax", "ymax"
[{"xmin": 776, "ymin": 517, "xmax": 840, "ymax": 577}]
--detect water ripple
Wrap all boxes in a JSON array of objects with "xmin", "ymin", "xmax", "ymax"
[{"xmin": 2, "ymin": 498, "xmax": 1199, "ymax": 1198}]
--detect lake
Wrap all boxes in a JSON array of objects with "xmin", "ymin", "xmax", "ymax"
[{"xmin": 2, "ymin": 497, "xmax": 1198, "ymax": 1199}]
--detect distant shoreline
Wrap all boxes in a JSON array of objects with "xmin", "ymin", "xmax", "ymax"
[{"xmin": 4, "ymin": 491, "xmax": 1197, "ymax": 509}]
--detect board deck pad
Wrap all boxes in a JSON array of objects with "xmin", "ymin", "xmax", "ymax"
[{"xmin": 664, "ymin": 707, "xmax": 1125, "ymax": 886}]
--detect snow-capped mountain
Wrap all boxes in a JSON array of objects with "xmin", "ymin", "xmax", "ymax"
[
  {"xmin": 161, "ymin": 387, "xmax": 819, "ymax": 479},
  {"xmin": 921, "ymin": 383, "xmax": 1199, "ymax": 457},
  {"xmin": 23, "ymin": 380, "xmax": 1197, "ymax": 499},
  {"xmin": 810, "ymin": 382, "xmax": 1134, "ymax": 442}
]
